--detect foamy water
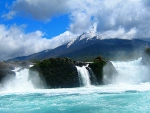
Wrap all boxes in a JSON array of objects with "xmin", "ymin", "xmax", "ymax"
[
  {"xmin": 111, "ymin": 58, "xmax": 150, "ymax": 84},
  {"xmin": 0, "ymin": 58, "xmax": 150, "ymax": 112}
]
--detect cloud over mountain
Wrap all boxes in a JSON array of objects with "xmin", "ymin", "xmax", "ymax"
[
  {"xmin": 0, "ymin": 24, "xmax": 76, "ymax": 60},
  {"xmin": 2, "ymin": 0, "xmax": 150, "ymax": 60},
  {"xmin": 68, "ymin": 0, "xmax": 150, "ymax": 39},
  {"xmin": 4, "ymin": 0, "xmax": 150, "ymax": 38}
]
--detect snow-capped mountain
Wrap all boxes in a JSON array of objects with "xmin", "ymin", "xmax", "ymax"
[
  {"xmin": 67, "ymin": 24, "xmax": 100, "ymax": 48},
  {"xmin": 7, "ymin": 24, "xmax": 150, "ymax": 61},
  {"xmin": 8, "ymin": 33, "xmax": 150, "ymax": 61}
]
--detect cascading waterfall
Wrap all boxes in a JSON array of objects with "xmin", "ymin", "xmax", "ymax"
[
  {"xmin": 0, "ymin": 67, "xmax": 45, "ymax": 91},
  {"xmin": 76, "ymin": 65, "xmax": 91, "ymax": 87},
  {"xmin": 1, "ymin": 57, "xmax": 150, "ymax": 91},
  {"xmin": 0, "ymin": 67, "xmax": 34, "ymax": 91},
  {"xmin": 108, "ymin": 57, "xmax": 150, "ymax": 84},
  {"xmin": 86, "ymin": 67, "xmax": 98, "ymax": 85},
  {"xmin": 1, "ymin": 58, "xmax": 150, "ymax": 113}
]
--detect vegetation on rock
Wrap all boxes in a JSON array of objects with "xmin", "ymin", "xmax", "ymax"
[
  {"xmin": 89, "ymin": 56, "xmax": 107, "ymax": 84},
  {"xmin": 30, "ymin": 58, "xmax": 80, "ymax": 88},
  {"xmin": 0, "ymin": 56, "xmax": 117, "ymax": 88},
  {"xmin": 29, "ymin": 56, "xmax": 116, "ymax": 88}
]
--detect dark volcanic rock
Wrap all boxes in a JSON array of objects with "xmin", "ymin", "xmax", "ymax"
[
  {"xmin": 89, "ymin": 56, "xmax": 116, "ymax": 84},
  {"xmin": 30, "ymin": 58, "xmax": 80, "ymax": 88},
  {"xmin": 88, "ymin": 56, "xmax": 106, "ymax": 84},
  {"xmin": 6, "ymin": 61, "xmax": 32, "ymax": 69},
  {"xmin": 142, "ymin": 47, "xmax": 150, "ymax": 65},
  {"xmin": 30, "ymin": 56, "xmax": 117, "ymax": 88},
  {"xmin": 0, "ymin": 61, "xmax": 31, "ymax": 83},
  {"xmin": 0, "ymin": 69, "xmax": 15, "ymax": 82},
  {"xmin": 0, "ymin": 61, "xmax": 14, "ymax": 70},
  {"xmin": 17, "ymin": 61, "xmax": 31, "ymax": 68},
  {"xmin": 0, "ymin": 62, "xmax": 16, "ymax": 82},
  {"xmin": 73, "ymin": 61, "xmax": 87, "ymax": 67}
]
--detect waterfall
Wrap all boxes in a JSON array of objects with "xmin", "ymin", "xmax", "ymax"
[
  {"xmin": 110, "ymin": 58, "xmax": 150, "ymax": 84},
  {"xmin": 86, "ymin": 67, "xmax": 98, "ymax": 85},
  {"xmin": 0, "ymin": 68, "xmax": 34, "ymax": 91},
  {"xmin": 76, "ymin": 65, "xmax": 91, "ymax": 87},
  {"xmin": 0, "ymin": 67, "xmax": 46, "ymax": 91}
]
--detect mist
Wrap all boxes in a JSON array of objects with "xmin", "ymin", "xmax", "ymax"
[
  {"xmin": 0, "ymin": 67, "xmax": 47, "ymax": 91},
  {"xmin": 103, "ymin": 57, "xmax": 150, "ymax": 85}
]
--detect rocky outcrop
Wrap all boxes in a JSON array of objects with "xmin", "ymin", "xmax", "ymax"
[
  {"xmin": 0, "ymin": 62, "xmax": 15, "ymax": 82},
  {"xmin": 142, "ymin": 47, "xmax": 150, "ymax": 65},
  {"xmin": 0, "ymin": 61, "xmax": 32, "ymax": 83},
  {"xmin": 30, "ymin": 56, "xmax": 117, "ymax": 88},
  {"xmin": 73, "ymin": 61, "xmax": 87, "ymax": 67},
  {"xmin": 89, "ymin": 56, "xmax": 117, "ymax": 84},
  {"xmin": 0, "ymin": 56, "xmax": 117, "ymax": 88},
  {"xmin": 6, "ymin": 61, "xmax": 32, "ymax": 69},
  {"xmin": 30, "ymin": 58, "xmax": 80, "ymax": 88}
]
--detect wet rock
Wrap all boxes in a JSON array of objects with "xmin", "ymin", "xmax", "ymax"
[
  {"xmin": 0, "ymin": 62, "xmax": 16, "ymax": 82},
  {"xmin": 89, "ymin": 56, "xmax": 116, "ymax": 85},
  {"xmin": 88, "ymin": 56, "xmax": 106, "ymax": 84},
  {"xmin": 142, "ymin": 47, "xmax": 150, "ymax": 65},
  {"xmin": 73, "ymin": 61, "xmax": 87, "ymax": 67},
  {"xmin": 30, "ymin": 56, "xmax": 117, "ymax": 88},
  {"xmin": 30, "ymin": 58, "xmax": 80, "ymax": 88}
]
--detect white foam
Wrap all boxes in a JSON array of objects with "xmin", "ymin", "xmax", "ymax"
[
  {"xmin": 1, "ymin": 83, "xmax": 150, "ymax": 96},
  {"xmin": 1, "ymin": 57, "xmax": 150, "ymax": 95},
  {"xmin": 0, "ymin": 67, "xmax": 46, "ymax": 92},
  {"xmin": 111, "ymin": 58, "xmax": 150, "ymax": 84},
  {"xmin": 0, "ymin": 68, "xmax": 34, "ymax": 91},
  {"xmin": 76, "ymin": 65, "xmax": 91, "ymax": 87}
]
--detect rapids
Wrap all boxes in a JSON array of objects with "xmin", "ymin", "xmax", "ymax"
[{"xmin": 0, "ymin": 58, "xmax": 150, "ymax": 112}]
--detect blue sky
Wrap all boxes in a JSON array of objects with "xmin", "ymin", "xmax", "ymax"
[
  {"xmin": 0, "ymin": 0, "xmax": 70, "ymax": 38},
  {"xmin": 1, "ymin": 0, "xmax": 150, "ymax": 60}
]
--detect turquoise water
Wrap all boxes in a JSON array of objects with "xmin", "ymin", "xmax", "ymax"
[
  {"xmin": 0, "ymin": 85, "xmax": 150, "ymax": 113},
  {"xmin": 1, "ymin": 58, "xmax": 150, "ymax": 112}
]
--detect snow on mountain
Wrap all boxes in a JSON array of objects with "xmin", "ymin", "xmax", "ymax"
[
  {"xmin": 67, "ymin": 24, "xmax": 101, "ymax": 48},
  {"xmin": 50, "ymin": 31, "xmax": 78, "ymax": 48}
]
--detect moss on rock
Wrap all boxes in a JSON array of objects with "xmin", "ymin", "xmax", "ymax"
[
  {"xmin": 30, "ymin": 56, "xmax": 117, "ymax": 88},
  {"xmin": 30, "ymin": 58, "xmax": 80, "ymax": 88},
  {"xmin": 89, "ymin": 56, "xmax": 107, "ymax": 84}
]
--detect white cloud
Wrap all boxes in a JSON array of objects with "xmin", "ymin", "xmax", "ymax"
[
  {"xmin": 95, "ymin": 0, "xmax": 150, "ymax": 38},
  {"xmin": 4, "ymin": 0, "xmax": 69, "ymax": 21},
  {"xmin": 68, "ymin": 0, "xmax": 99, "ymax": 34},
  {"xmin": 2, "ymin": 0, "xmax": 150, "ymax": 60},
  {"xmin": 69, "ymin": 0, "xmax": 150, "ymax": 38},
  {"xmin": 5, "ymin": 0, "xmax": 150, "ymax": 39},
  {"xmin": 99, "ymin": 27, "xmax": 137, "ymax": 39},
  {"xmin": 0, "ymin": 24, "xmax": 76, "ymax": 60}
]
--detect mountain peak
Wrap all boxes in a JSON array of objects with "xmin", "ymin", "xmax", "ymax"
[
  {"xmin": 67, "ymin": 24, "xmax": 101, "ymax": 48},
  {"xmin": 79, "ymin": 23, "xmax": 98, "ymax": 40}
]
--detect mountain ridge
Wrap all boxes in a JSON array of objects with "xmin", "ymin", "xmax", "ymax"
[{"xmin": 7, "ymin": 36, "xmax": 150, "ymax": 62}]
